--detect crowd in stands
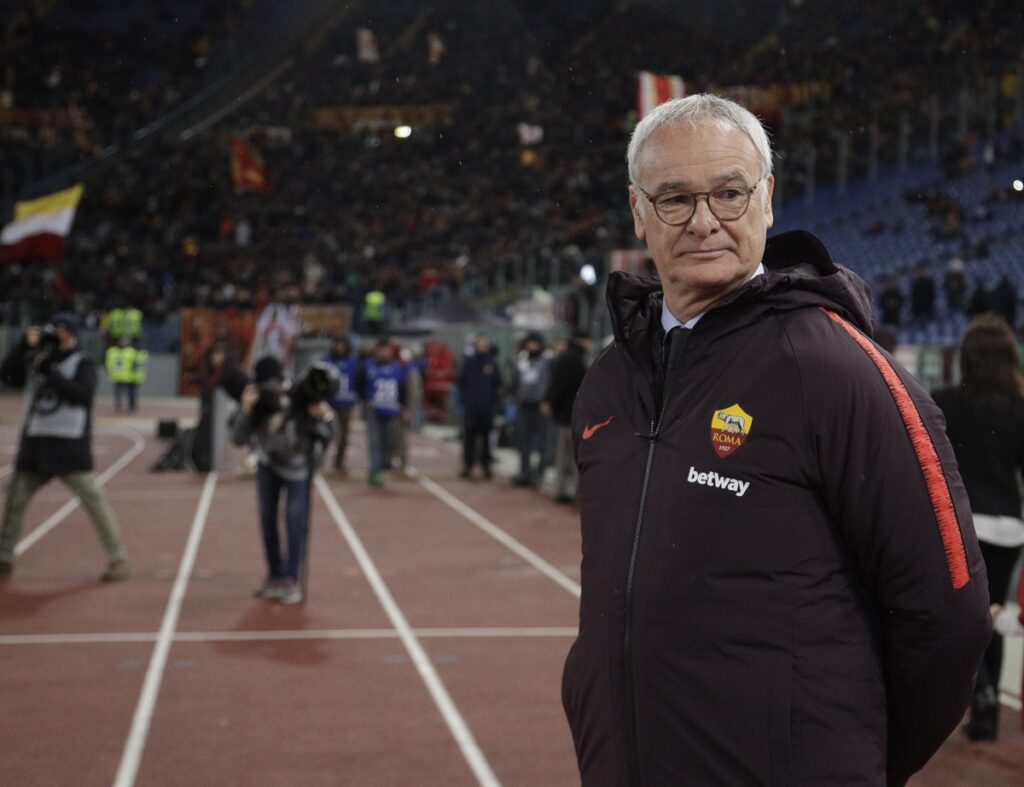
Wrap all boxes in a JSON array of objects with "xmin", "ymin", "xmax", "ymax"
[{"xmin": 1, "ymin": 0, "xmax": 1022, "ymax": 340}]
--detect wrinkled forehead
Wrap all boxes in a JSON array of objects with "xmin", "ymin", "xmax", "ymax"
[{"xmin": 635, "ymin": 121, "xmax": 762, "ymax": 188}]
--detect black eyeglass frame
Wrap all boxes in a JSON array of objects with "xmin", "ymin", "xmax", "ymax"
[{"xmin": 635, "ymin": 177, "xmax": 763, "ymax": 226}]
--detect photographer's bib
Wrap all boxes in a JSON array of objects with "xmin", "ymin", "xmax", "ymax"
[{"xmin": 24, "ymin": 351, "xmax": 88, "ymax": 439}]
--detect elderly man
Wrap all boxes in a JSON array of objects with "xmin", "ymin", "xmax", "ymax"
[
  {"xmin": 0, "ymin": 313, "xmax": 129, "ymax": 582},
  {"xmin": 561, "ymin": 94, "xmax": 991, "ymax": 786}
]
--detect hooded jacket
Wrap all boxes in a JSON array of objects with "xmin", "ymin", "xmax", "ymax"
[{"xmin": 562, "ymin": 231, "xmax": 991, "ymax": 786}]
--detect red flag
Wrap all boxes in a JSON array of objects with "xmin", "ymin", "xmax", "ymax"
[
  {"xmin": 637, "ymin": 71, "xmax": 686, "ymax": 119},
  {"xmin": 228, "ymin": 134, "xmax": 270, "ymax": 192}
]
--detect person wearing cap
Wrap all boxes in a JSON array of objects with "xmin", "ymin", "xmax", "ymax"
[{"xmin": 0, "ymin": 312, "xmax": 129, "ymax": 582}]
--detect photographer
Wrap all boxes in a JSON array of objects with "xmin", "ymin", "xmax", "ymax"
[
  {"xmin": 230, "ymin": 356, "xmax": 337, "ymax": 605},
  {"xmin": 0, "ymin": 313, "xmax": 129, "ymax": 582}
]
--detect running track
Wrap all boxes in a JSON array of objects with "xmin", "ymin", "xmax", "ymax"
[{"xmin": 0, "ymin": 396, "xmax": 1019, "ymax": 786}]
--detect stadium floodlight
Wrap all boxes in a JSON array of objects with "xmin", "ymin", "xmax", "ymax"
[
  {"xmin": 580, "ymin": 263, "xmax": 597, "ymax": 286},
  {"xmin": 1013, "ymin": 179, "xmax": 1023, "ymax": 192},
  {"xmin": 394, "ymin": 125, "xmax": 413, "ymax": 139}
]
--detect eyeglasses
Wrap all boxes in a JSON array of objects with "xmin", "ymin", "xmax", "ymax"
[{"xmin": 636, "ymin": 178, "xmax": 762, "ymax": 226}]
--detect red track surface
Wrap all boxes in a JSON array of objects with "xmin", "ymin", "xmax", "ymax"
[{"xmin": 0, "ymin": 396, "xmax": 1019, "ymax": 786}]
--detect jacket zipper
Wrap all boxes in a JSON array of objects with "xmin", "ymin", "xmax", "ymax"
[
  {"xmin": 623, "ymin": 326, "xmax": 689, "ymax": 785},
  {"xmin": 623, "ymin": 408, "xmax": 663, "ymax": 786}
]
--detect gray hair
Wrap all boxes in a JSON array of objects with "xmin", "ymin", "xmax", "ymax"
[{"xmin": 627, "ymin": 93, "xmax": 773, "ymax": 186}]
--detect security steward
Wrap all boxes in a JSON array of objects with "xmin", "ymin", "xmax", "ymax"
[{"xmin": 105, "ymin": 336, "xmax": 145, "ymax": 413}]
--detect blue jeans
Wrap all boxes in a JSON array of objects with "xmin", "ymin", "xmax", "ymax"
[
  {"xmin": 256, "ymin": 463, "xmax": 310, "ymax": 581},
  {"xmin": 367, "ymin": 410, "xmax": 398, "ymax": 477}
]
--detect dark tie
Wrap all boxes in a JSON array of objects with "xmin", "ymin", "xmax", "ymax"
[{"xmin": 661, "ymin": 326, "xmax": 690, "ymax": 374}]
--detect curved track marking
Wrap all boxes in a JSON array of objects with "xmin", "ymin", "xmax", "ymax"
[
  {"xmin": 14, "ymin": 427, "xmax": 147, "ymax": 556},
  {"xmin": 315, "ymin": 475, "xmax": 502, "ymax": 787}
]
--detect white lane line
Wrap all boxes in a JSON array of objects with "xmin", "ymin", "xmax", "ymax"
[
  {"xmin": 0, "ymin": 627, "xmax": 579, "ymax": 646},
  {"xmin": 315, "ymin": 475, "xmax": 501, "ymax": 787},
  {"xmin": 113, "ymin": 472, "xmax": 217, "ymax": 787},
  {"xmin": 416, "ymin": 474, "xmax": 581, "ymax": 599},
  {"xmin": 14, "ymin": 428, "xmax": 147, "ymax": 557},
  {"xmin": 1001, "ymin": 691, "xmax": 1022, "ymax": 711}
]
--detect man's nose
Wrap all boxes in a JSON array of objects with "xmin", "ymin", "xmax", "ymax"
[{"xmin": 687, "ymin": 196, "xmax": 720, "ymax": 236}]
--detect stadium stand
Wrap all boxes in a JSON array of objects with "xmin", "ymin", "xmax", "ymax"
[{"xmin": 0, "ymin": 0, "xmax": 1021, "ymax": 348}]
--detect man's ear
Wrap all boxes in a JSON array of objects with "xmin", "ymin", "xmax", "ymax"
[
  {"xmin": 763, "ymin": 174, "xmax": 775, "ymax": 230},
  {"xmin": 629, "ymin": 187, "xmax": 646, "ymax": 242}
]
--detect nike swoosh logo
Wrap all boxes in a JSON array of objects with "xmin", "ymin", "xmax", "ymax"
[{"xmin": 582, "ymin": 416, "xmax": 614, "ymax": 441}]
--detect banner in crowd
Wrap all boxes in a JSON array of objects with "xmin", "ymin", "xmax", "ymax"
[
  {"xmin": 0, "ymin": 183, "xmax": 84, "ymax": 260},
  {"xmin": 638, "ymin": 71, "xmax": 686, "ymax": 119},
  {"xmin": 299, "ymin": 303, "xmax": 354, "ymax": 337},
  {"xmin": 427, "ymin": 31, "xmax": 447, "ymax": 65},
  {"xmin": 715, "ymin": 82, "xmax": 832, "ymax": 116},
  {"xmin": 310, "ymin": 104, "xmax": 454, "ymax": 131},
  {"xmin": 356, "ymin": 27, "xmax": 380, "ymax": 63},
  {"xmin": 250, "ymin": 303, "xmax": 301, "ymax": 376},
  {"xmin": 179, "ymin": 307, "xmax": 257, "ymax": 396},
  {"xmin": 228, "ymin": 134, "xmax": 270, "ymax": 192}
]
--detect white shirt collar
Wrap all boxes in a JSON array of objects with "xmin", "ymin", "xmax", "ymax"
[{"xmin": 661, "ymin": 262, "xmax": 766, "ymax": 332}]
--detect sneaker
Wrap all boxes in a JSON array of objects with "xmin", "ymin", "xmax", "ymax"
[
  {"xmin": 277, "ymin": 580, "xmax": 303, "ymax": 605},
  {"xmin": 254, "ymin": 577, "xmax": 285, "ymax": 599},
  {"xmin": 369, "ymin": 472, "xmax": 385, "ymax": 487},
  {"xmin": 101, "ymin": 559, "xmax": 130, "ymax": 582},
  {"xmin": 0, "ymin": 559, "xmax": 12, "ymax": 580}
]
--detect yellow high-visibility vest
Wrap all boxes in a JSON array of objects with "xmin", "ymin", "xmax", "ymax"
[
  {"xmin": 107, "ymin": 307, "xmax": 143, "ymax": 339},
  {"xmin": 105, "ymin": 346, "xmax": 139, "ymax": 384},
  {"xmin": 133, "ymin": 349, "xmax": 148, "ymax": 384},
  {"xmin": 363, "ymin": 290, "xmax": 386, "ymax": 321}
]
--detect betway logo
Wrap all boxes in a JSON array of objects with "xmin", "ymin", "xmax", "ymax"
[{"xmin": 687, "ymin": 466, "xmax": 750, "ymax": 497}]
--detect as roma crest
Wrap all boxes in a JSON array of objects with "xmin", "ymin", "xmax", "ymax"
[{"xmin": 710, "ymin": 404, "xmax": 753, "ymax": 458}]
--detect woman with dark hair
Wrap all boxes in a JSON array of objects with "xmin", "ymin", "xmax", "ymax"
[{"xmin": 933, "ymin": 314, "xmax": 1024, "ymax": 740}]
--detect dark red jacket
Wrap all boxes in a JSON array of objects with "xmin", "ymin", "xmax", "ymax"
[{"xmin": 562, "ymin": 231, "xmax": 990, "ymax": 786}]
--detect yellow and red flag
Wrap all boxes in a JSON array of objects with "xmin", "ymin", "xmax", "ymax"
[
  {"xmin": 228, "ymin": 134, "xmax": 270, "ymax": 193},
  {"xmin": 0, "ymin": 184, "xmax": 84, "ymax": 260}
]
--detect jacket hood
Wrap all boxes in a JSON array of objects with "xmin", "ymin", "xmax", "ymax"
[{"xmin": 607, "ymin": 230, "xmax": 875, "ymax": 351}]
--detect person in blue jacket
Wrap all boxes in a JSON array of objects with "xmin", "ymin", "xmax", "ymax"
[
  {"xmin": 358, "ymin": 338, "xmax": 408, "ymax": 486},
  {"xmin": 322, "ymin": 334, "xmax": 359, "ymax": 475}
]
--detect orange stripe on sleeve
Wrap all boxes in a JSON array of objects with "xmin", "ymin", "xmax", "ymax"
[{"xmin": 821, "ymin": 309, "xmax": 970, "ymax": 589}]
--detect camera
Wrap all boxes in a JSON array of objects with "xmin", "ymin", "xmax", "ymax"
[
  {"xmin": 38, "ymin": 325, "xmax": 61, "ymax": 353},
  {"xmin": 252, "ymin": 363, "xmax": 340, "ymax": 420},
  {"xmin": 295, "ymin": 362, "xmax": 340, "ymax": 404}
]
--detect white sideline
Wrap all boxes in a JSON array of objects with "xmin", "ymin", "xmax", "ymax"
[
  {"xmin": 113, "ymin": 472, "xmax": 217, "ymax": 787},
  {"xmin": 0, "ymin": 626, "xmax": 579, "ymax": 646},
  {"xmin": 416, "ymin": 474, "xmax": 582, "ymax": 599},
  {"xmin": 315, "ymin": 475, "xmax": 502, "ymax": 787},
  {"xmin": 14, "ymin": 428, "xmax": 147, "ymax": 556}
]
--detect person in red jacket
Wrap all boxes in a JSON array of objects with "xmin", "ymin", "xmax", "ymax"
[{"xmin": 562, "ymin": 94, "xmax": 991, "ymax": 786}]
